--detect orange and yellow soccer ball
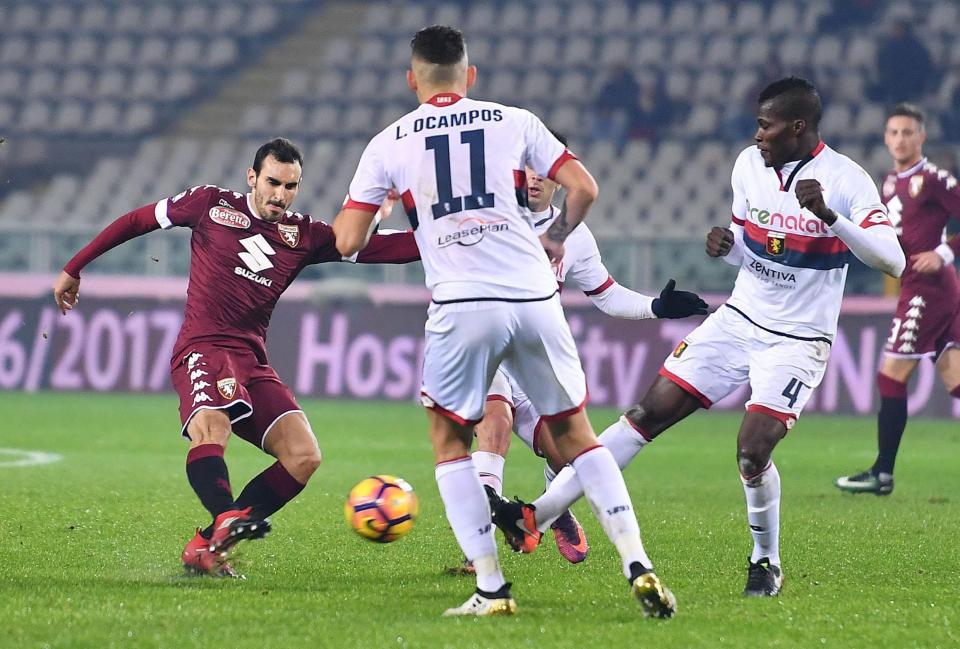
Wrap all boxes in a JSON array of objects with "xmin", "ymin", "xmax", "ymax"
[{"xmin": 344, "ymin": 475, "xmax": 418, "ymax": 543}]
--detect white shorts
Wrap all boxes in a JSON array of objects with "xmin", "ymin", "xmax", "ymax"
[
  {"xmin": 421, "ymin": 295, "xmax": 587, "ymax": 425},
  {"xmin": 660, "ymin": 305, "xmax": 830, "ymax": 428},
  {"xmin": 487, "ymin": 367, "xmax": 544, "ymax": 457}
]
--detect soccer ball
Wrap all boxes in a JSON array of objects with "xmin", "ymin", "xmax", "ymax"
[{"xmin": 344, "ymin": 475, "xmax": 418, "ymax": 543}]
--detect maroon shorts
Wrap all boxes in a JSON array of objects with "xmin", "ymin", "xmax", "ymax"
[
  {"xmin": 884, "ymin": 278, "xmax": 960, "ymax": 359},
  {"xmin": 171, "ymin": 343, "xmax": 301, "ymax": 449}
]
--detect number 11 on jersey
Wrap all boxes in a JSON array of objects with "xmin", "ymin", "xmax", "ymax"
[{"xmin": 425, "ymin": 129, "xmax": 495, "ymax": 219}]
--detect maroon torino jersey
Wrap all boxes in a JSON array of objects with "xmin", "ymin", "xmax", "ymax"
[
  {"xmin": 64, "ymin": 184, "xmax": 420, "ymax": 367},
  {"xmin": 881, "ymin": 158, "xmax": 960, "ymax": 288}
]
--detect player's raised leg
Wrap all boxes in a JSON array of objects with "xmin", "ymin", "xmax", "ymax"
[
  {"xmin": 548, "ymin": 410, "xmax": 675, "ymax": 618},
  {"xmin": 533, "ymin": 426, "xmax": 589, "ymax": 564},
  {"xmin": 490, "ymin": 297, "xmax": 676, "ymax": 617},
  {"xmin": 519, "ymin": 376, "xmax": 702, "ymax": 532},
  {"xmin": 240, "ymin": 411, "xmax": 319, "ymax": 518},
  {"xmin": 737, "ymin": 411, "xmax": 787, "ymax": 597}
]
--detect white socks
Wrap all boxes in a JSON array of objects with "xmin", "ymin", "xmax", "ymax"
[
  {"xmin": 569, "ymin": 446, "xmax": 652, "ymax": 577},
  {"xmin": 532, "ymin": 416, "xmax": 650, "ymax": 530},
  {"xmin": 741, "ymin": 461, "xmax": 781, "ymax": 566},
  {"xmin": 544, "ymin": 464, "xmax": 557, "ymax": 489},
  {"xmin": 472, "ymin": 451, "xmax": 505, "ymax": 495},
  {"xmin": 435, "ymin": 457, "xmax": 505, "ymax": 592},
  {"xmin": 599, "ymin": 416, "xmax": 651, "ymax": 468}
]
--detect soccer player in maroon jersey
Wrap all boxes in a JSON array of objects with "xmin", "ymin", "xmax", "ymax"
[
  {"xmin": 52, "ymin": 138, "xmax": 419, "ymax": 576},
  {"xmin": 835, "ymin": 104, "xmax": 960, "ymax": 495}
]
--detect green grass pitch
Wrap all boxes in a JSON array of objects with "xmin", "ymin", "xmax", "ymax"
[{"xmin": 1, "ymin": 392, "xmax": 957, "ymax": 649}]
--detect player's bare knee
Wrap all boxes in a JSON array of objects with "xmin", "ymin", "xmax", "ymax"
[
  {"xmin": 738, "ymin": 454, "xmax": 760, "ymax": 479},
  {"xmin": 293, "ymin": 448, "xmax": 323, "ymax": 479},
  {"xmin": 624, "ymin": 405, "xmax": 648, "ymax": 429},
  {"xmin": 187, "ymin": 410, "xmax": 232, "ymax": 446},
  {"xmin": 737, "ymin": 449, "xmax": 769, "ymax": 479}
]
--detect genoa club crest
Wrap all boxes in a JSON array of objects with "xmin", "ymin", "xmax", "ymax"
[
  {"xmin": 217, "ymin": 377, "xmax": 237, "ymax": 400},
  {"xmin": 277, "ymin": 223, "xmax": 300, "ymax": 248},
  {"xmin": 766, "ymin": 231, "xmax": 786, "ymax": 256}
]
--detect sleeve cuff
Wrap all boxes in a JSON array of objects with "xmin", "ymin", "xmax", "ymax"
[
  {"xmin": 343, "ymin": 195, "xmax": 381, "ymax": 213},
  {"xmin": 935, "ymin": 242, "xmax": 955, "ymax": 265},
  {"xmin": 155, "ymin": 199, "xmax": 172, "ymax": 229},
  {"xmin": 583, "ymin": 275, "xmax": 614, "ymax": 296},
  {"xmin": 547, "ymin": 149, "xmax": 578, "ymax": 181}
]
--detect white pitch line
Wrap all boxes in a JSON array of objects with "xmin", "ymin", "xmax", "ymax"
[{"xmin": 0, "ymin": 448, "xmax": 63, "ymax": 468}]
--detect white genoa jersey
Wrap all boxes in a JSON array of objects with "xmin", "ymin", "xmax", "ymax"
[
  {"xmin": 531, "ymin": 205, "xmax": 614, "ymax": 294},
  {"xmin": 727, "ymin": 143, "xmax": 891, "ymax": 340},
  {"xmin": 346, "ymin": 93, "xmax": 574, "ymax": 302}
]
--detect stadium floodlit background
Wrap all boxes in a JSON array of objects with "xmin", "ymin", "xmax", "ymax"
[
  {"xmin": 2, "ymin": 0, "xmax": 960, "ymax": 293},
  {"xmin": 1, "ymin": 2, "xmax": 959, "ymax": 648}
]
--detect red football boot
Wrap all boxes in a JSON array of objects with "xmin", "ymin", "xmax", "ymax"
[
  {"xmin": 181, "ymin": 528, "xmax": 239, "ymax": 577},
  {"xmin": 550, "ymin": 509, "xmax": 589, "ymax": 564},
  {"xmin": 207, "ymin": 507, "xmax": 271, "ymax": 556}
]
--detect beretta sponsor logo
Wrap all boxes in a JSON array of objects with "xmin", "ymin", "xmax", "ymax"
[{"xmin": 209, "ymin": 206, "xmax": 251, "ymax": 229}]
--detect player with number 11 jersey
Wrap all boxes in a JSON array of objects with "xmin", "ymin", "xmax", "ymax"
[{"xmin": 334, "ymin": 25, "xmax": 676, "ymax": 619}]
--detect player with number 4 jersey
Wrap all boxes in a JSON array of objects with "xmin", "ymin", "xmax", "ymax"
[
  {"xmin": 334, "ymin": 26, "xmax": 676, "ymax": 619},
  {"xmin": 53, "ymin": 138, "xmax": 419, "ymax": 578},
  {"xmin": 512, "ymin": 78, "xmax": 905, "ymax": 601}
]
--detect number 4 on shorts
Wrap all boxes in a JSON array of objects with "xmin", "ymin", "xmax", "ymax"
[{"xmin": 781, "ymin": 378, "xmax": 807, "ymax": 409}]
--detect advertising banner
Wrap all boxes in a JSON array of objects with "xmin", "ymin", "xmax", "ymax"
[{"xmin": 3, "ymin": 292, "xmax": 957, "ymax": 418}]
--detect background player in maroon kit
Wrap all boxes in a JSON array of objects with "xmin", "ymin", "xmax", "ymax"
[
  {"xmin": 52, "ymin": 138, "xmax": 419, "ymax": 575},
  {"xmin": 836, "ymin": 104, "xmax": 960, "ymax": 495}
]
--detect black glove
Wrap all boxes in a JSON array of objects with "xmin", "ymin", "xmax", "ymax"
[{"xmin": 651, "ymin": 279, "xmax": 708, "ymax": 319}]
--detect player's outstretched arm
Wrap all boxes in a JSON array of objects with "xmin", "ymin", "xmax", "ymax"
[
  {"xmin": 650, "ymin": 279, "xmax": 709, "ymax": 319},
  {"xmin": 52, "ymin": 205, "xmax": 162, "ymax": 315},
  {"xmin": 796, "ymin": 179, "xmax": 905, "ymax": 277},
  {"xmin": 354, "ymin": 230, "xmax": 421, "ymax": 265},
  {"xmin": 333, "ymin": 207, "xmax": 379, "ymax": 257}
]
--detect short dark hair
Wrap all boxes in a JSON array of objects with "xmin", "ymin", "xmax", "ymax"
[
  {"xmin": 411, "ymin": 25, "xmax": 466, "ymax": 65},
  {"xmin": 253, "ymin": 137, "xmax": 303, "ymax": 175},
  {"xmin": 758, "ymin": 76, "xmax": 822, "ymax": 128},
  {"xmin": 549, "ymin": 128, "xmax": 569, "ymax": 148},
  {"xmin": 887, "ymin": 102, "xmax": 925, "ymax": 126}
]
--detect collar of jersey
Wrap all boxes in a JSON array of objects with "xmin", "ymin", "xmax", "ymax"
[
  {"xmin": 773, "ymin": 140, "xmax": 826, "ymax": 192},
  {"xmin": 532, "ymin": 205, "xmax": 556, "ymax": 229},
  {"xmin": 896, "ymin": 157, "xmax": 927, "ymax": 179},
  {"xmin": 246, "ymin": 193, "xmax": 263, "ymax": 220},
  {"xmin": 425, "ymin": 92, "xmax": 464, "ymax": 107}
]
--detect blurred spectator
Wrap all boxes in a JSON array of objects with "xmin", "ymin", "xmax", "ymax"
[
  {"xmin": 930, "ymin": 148, "xmax": 959, "ymax": 177},
  {"xmin": 817, "ymin": 0, "xmax": 878, "ymax": 32},
  {"xmin": 629, "ymin": 73, "xmax": 673, "ymax": 140},
  {"xmin": 590, "ymin": 64, "xmax": 640, "ymax": 143},
  {"xmin": 940, "ymin": 80, "xmax": 960, "ymax": 142},
  {"xmin": 722, "ymin": 58, "xmax": 784, "ymax": 141},
  {"xmin": 872, "ymin": 19, "xmax": 934, "ymax": 104}
]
